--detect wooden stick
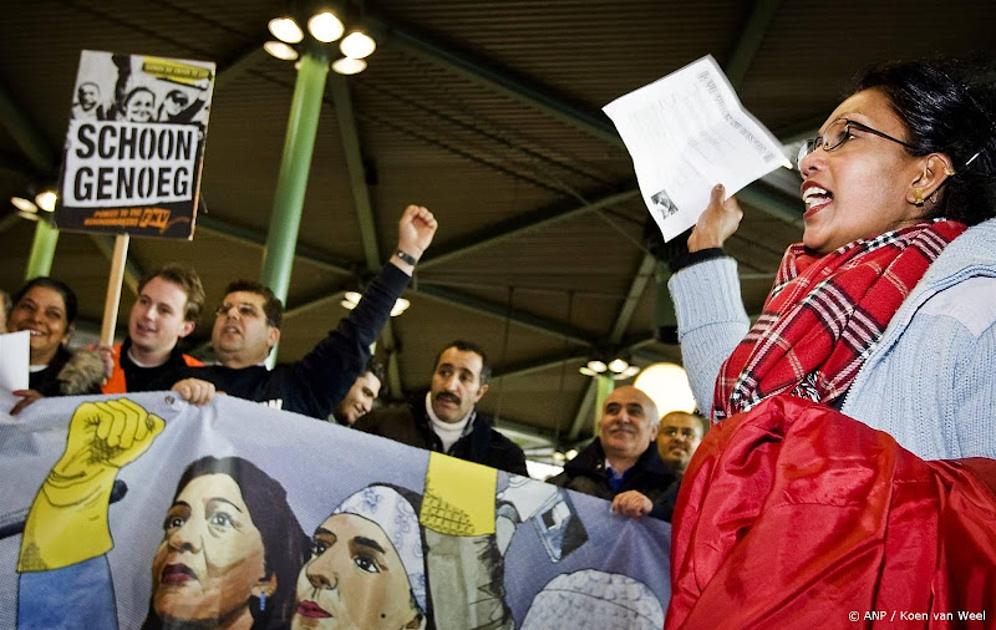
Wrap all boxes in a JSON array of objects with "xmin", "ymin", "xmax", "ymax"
[{"xmin": 100, "ymin": 234, "xmax": 130, "ymax": 347}]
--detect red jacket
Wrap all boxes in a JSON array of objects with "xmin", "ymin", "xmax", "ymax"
[{"xmin": 667, "ymin": 395, "xmax": 996, "ymax": 629}]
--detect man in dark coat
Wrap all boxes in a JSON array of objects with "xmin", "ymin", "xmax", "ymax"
[
  {"xmin": 549, "ymin": 385, "xmax": 678, "ymax": 521},
  {"xmin": 355, "ymin": 340, "xmax": 527, "ymax": 475}
]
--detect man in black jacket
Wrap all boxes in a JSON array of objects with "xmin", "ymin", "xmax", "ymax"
[
  {"xmin": 164, "ymin": 205, "xmax": 437, "ymax": 420},
  {"xmin": 548, "ymin": 385, "xmax": 678, "ymax": 521},
  {"xmin": 354, "ymin": 340, "xmax": 527, "ymax": 475}
]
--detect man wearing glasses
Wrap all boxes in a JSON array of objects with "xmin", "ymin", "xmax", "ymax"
[{"xmin": 162, "ymin": 205, "xmax": 437, "ymax": 419}]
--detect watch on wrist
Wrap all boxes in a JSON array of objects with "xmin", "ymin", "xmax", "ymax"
[{"xmin": 395, "ymin": 249, "xmax": 418, "ymax": 266}]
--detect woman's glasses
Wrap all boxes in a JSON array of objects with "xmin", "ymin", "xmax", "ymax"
[{"xmin": 797, "ymin": 118, "xmax": 916, "ymax": 171}]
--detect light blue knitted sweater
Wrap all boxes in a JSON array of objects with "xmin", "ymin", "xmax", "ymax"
[{"xmin": 669, "ymin": 218, "xmax": 996, "ymax": 460}]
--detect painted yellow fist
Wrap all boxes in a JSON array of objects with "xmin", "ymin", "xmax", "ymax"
[{"xmin": 18, "ymin": 399, "xmax": 165, "ymax": 572}]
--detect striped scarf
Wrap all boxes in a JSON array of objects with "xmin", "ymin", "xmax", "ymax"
[{"xmin": 712, "ymin": 220, "xmax": 966, "ymax": 420}]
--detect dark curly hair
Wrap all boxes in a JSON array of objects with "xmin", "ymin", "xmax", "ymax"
[{"xmin": 851, "ymin": 56, "xmax": 996, "ymax": 225}]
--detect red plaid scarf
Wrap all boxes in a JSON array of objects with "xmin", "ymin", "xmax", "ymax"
[{"xmin": 712, "ymin": 220, "xmax": 966, "ymax": 420}]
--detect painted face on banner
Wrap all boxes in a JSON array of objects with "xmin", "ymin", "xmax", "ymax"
[
  {"xmin": 292, "ymin": 513, "xmax": 422, "ymax": 630},
  {"xmin": 150, "ymin": 473, "xmax": 271, "ymax": 626}
]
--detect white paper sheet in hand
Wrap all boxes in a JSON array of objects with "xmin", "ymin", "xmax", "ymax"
[
  {"xmin": 603, "ymin": 55, "xmax": 792, "ymax": 242},
  {"xmin": 0, "ymin": 331, "xmax": 30, "ymax": 391}
]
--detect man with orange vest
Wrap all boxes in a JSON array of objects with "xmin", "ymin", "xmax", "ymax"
[{"xmin": 102, "ymin": 264, "xmax": 205, "ymax": 394}]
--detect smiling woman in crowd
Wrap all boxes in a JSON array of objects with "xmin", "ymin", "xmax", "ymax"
[
  {"xmin": 144, "ymin": 456, "xmax": 309, "ymax": 630},
  {"xmin": 669, "ymin": 57, "xmax": 996, "ymax": 459},
  {"xmin": 7, "ymin": 277, "xmax": 105, "ymax": 413}
]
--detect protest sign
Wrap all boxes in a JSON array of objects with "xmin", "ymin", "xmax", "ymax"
[
  {"xmin": 0, "ymin": 392, "xmax": 671, "ymax": 629},
  {"xmin": 55, "ymin": 50, "xmax": 215, "ymax": 240}
]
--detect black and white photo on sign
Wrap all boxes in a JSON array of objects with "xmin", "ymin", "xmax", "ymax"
[
  {"xmin": 651, "ymin": 188, "xmax": 679, "ymax": 221},
  {"xmin": 69, "ymin": 51, "xmax": 211, "ymax": 125}
]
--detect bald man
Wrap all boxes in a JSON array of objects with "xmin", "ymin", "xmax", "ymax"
[{"xmin": 549, "ymin": 385, "xmax": 679, "ymax": 521}]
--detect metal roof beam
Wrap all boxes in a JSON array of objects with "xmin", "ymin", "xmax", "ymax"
[
  {"xmin": 0, "ymin": 80, "xmax": 57, "ymax": 173},
  {"xmin": 412, "ymin": 283, "xmax": 592, "ymax": 347},
  {"xmin": 372, "ymin": 9, "xmax": 803, "ymax": 227},
  {"xmin": 492, "ymin": 349, "xmax": 590, "ymax": 380},
  {"xmin": 370, "ymin": 16, "xmax": 621, "ymax": 146},
  {"xmin": 418, "ymin": 187, "xmax": 639, "ymax": 270},
  {"xmin": 567, "ymin": 251, "xmax": 656, "ymax": 439},
  {"xmin": 328, "ymin": 74, "xmax": 403, "ymax": 395},
  {"xmin": 725, "ymin": 0, "xmax": 783, "ymax": 89},
  {"xmin": 215, "ymin": 44, "xmax": 270, "ymax": 91},
  {"xmin": 567, "ymin": 0, "xmax": 787, "ymax": 440},
  {"xmin": 90, "ymin": 235, "xmax": 143, "ymax": 296},
  {"xmin": 0, "ymin": 212, "xmax": 22, "ymax": 235},
  {"xmin": 197, "ymin": 215, "xmax": 355, "ymax": 276}
]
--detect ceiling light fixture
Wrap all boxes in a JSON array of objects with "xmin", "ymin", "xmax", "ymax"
[
  {"xmin": 264, "ymin": 6, "xmax": 377, "ymax": 75},
  {"xmin": 268, "ymin": 16, "xmax": 304, "ymax": 43},
  {"xmin": 34, "ymin": 189, "xmax": 58, "ymax": 212},
  {"xmin": 264, "ymin": 41, "xmax": 300, "ymax": 61},
  {"xmin": 308, "ymin": 11, "xmax": 345, "ymax": 43},
  {"xmin": 330, "ymin": 57, "xmax": 366, "ymax": 75},
  {"xmin": 580, "ymin": 354, "xmax": 638, "ymax": 380},
  {"xmin": 340, "ymin": 31, "xmax": 376, "ymax": 59},
  {"xmin": 586, "ymin": 360, "xmax": 607, "ymax": 374},
  {"xmin": 10, "ymin": 196, "xmax": 38, "ymax": 213},
  {"xmin": 341, "ymin": 291, "xmax": 411, "ymax": 318}
]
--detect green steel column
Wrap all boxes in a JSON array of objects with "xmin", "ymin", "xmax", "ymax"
[
  {"xmin": 25, "ymin": 219, "xmax": 60, "ymax": 280},
  {"xmin": 260, "ymin": 47, "xmax": 329, "ymax": 305},
  {"xmin": 259, "ymin": 48, "xmax": 329, "ymax": 364},
  {"xmin": 592, "ymin": 374, "xmax": 615, "ymax": 434}
]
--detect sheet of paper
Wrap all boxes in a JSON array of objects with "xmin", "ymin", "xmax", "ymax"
[
  {"xmin": 603, "ymin": 55, "xmax": 792, "ymax": 242},
  {"xmin": 0, "ymin": 331, "xmax": 30, "ymax": 391}
]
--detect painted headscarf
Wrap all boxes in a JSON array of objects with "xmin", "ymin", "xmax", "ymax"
[{"xmin": 333, "ymin": 484, "xmax": 427, "ymax": 613}]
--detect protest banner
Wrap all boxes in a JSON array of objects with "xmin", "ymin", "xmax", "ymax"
[{"xmin": 0, "ymin": 392, "xmax": 672, "ymax": 629}]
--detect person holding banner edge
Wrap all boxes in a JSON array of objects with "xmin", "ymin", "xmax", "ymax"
[
  {"xmin": 163, "ymin": 204, "xmax": 438, "ymax": 420},
  {"xmin": 101, "ymin": 264, "xmax": 205, "ymax": 395}
]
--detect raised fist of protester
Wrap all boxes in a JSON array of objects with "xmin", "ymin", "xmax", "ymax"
[
  {"xmin": 610, "ymin": 490, "xmax": 654, "ymax": 519},
  {"xmin": 687, "ymin": 184, "xmax": 744, "ymax": 252},
  {"xmin": 395, "ymin": 204, "xmax": 438, "ymax": 268},
  {"xmin": 19, "ymin": 398, "xmax": 165, "ymax": 571}
]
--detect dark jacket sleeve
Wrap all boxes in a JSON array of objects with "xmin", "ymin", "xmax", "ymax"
[
  {"xmin": 499, "ymin": 436, "xmax": 528, "ymax": 476},
  {"xmin": 647, "ymin": 482, "xmax": 678, "ymax": 521},
  {"xmin": 288, "ymin": 264, "xmax": 410, "ymax": 418}
]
